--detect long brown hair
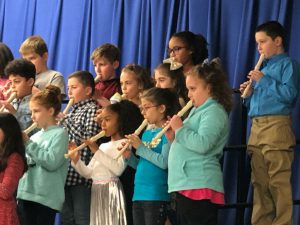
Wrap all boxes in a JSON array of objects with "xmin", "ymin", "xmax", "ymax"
[
  {"xmin": 190, "ymin": 58, "xmax": 233, "ymax": 112},
  {"xmin": 0, "ymin": 113, "xmax": 27, "ymax": 172}
]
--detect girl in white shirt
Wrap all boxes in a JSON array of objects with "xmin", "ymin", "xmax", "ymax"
[{"xmin": 69, "ymin": 100, "xmax": 144, "ymax": 225}]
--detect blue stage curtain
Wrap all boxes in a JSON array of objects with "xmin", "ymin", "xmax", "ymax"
[{"xmin": 1, "ymin": 1, "xmax": 300, "ymax": 224}]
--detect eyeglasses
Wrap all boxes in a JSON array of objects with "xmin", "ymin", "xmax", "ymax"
[
  {"xmin": 167, "ymin": 46, "xmax": 186, "ymax": 55},
  {"xmin": 140, "ymin": 105, "xmax": 158, "ymax": 112}
]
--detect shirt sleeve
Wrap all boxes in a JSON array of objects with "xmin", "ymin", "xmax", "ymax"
[
  {"xmin": 175, "ymin": 107, "xmax": 228, "ymax": 154},
  {"xmin": 71, "ymin": 158, "xmax": 94, "ymax": 179},
  {"xmin": 0, "ymin": 154, "xmax": 24, "ymax": 200},
  {"xmin": 257, "ymin": 61, "xmax": 299, "ymax": 104},
  {"xmin": 65, "ymin": 107, "xmax": 100, "ymax": 143},
  {"xmin": 49, "ymin": 72, "xmax": 66, "ymax": 95},
  {"xmin": 127, "ymin": 154, "xmax": 139, "ymax": 169},
  {"xmin": 136, "ymin": 143, "xmax": 170, "ymax": 169},
  {"xmin": 26, "ymin": 130, "xmax": 69, "ymax": 171},
  {"xmin": 92, "ymin": 150, "xmax": 126, "ymax": 176}
]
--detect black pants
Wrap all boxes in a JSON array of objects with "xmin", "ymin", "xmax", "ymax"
[
  {"xmin": 18, "ymin": 199, "xmax": 57, "ymax": 225},
  {"xmin": 120, "ymin": 166, "xmax": 136, "ymax": 225},
  {"xmin": 176, "ymin": 193, "xmax": 218, "ymax": 225},
  {"xmin": 132, "ymin": 201, "xmax": 167, "ymax": 225}
]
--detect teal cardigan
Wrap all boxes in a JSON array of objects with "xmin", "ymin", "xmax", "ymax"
[
  {"xmin": 168, "ymin": 98, "xmax": 229, "ymax": 193},
  {"xmin": 17, "ymin": 125, "xmax": 69, "ymax": 211}
]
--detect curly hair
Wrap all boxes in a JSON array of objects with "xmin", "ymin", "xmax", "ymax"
[
  {"xmin": 4, "ymin": 59, "xmax": 36, "ymax": 80},
  {"xmin": 106, "ymin": 100, "xmax": 144, "ymax": 137},
  {"xmin": 191, "ymin": 58, "xmax": 233, "ymax": 112}
]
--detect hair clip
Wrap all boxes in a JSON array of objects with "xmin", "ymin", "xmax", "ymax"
[
  {"xmin": 202, "ymin": 58, "xmax": 210, "ymax": 65},
  {"xmin": 163, "ymin": 57, "xmax": 183, "ymax": 70}
]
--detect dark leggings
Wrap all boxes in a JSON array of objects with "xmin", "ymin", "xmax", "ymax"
[
  {"xmin": 18, "ymin": 199, "xmax": 57, "ymax": 225},
  {"xmin": 176, "ymin": 193, "xmax": 218, "ymax": 225}
]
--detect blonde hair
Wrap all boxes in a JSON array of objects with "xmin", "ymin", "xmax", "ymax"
[
  {"xmin": 90, "ymin": 43, "xmax": 120, "ymax": 63},
  {"xmin": 122, "ymin": 64, "xmax": 153, "ymax": 90},
  {"xmin": 19, "ymin": 35, "xmax": 48, "ymax": 56},
  {"xmin": 31, "ymin": 85, "xmax": 61, "ymax": 115}
]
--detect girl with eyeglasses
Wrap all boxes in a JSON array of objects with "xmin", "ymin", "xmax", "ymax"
[
  {"xmin": 168, "ymin": 31, "xmax": 208, "ymax": 75},
  {"xmin": 124, "ymin": 87, "xmax": 181, "ymax": 225}
]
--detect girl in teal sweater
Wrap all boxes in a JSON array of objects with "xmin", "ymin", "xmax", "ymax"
[
  {"xmin": 125, "ymin": 87, "xmax": 181, "ymax": 225},
  {"xmin": 167, "ymin": 59, "xmax": 233, "ymax": 225},
  {"xmin": 17, "ymin": 85, "xmax": 69, "ymax": 225}
]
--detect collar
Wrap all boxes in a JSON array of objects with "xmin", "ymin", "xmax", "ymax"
[
  {"xmin": 101, "ymin": 78, "xmax": 119, "ymax": 84},
  {"xmin": 13, "ymin": 94, "xmax": 32, "ymax": 104},
  {"xmin": 191, "ymin": 97, "xmax": 216, "ymax": 114},
  {"xmin": 41, "ymin": 125, "xmax": 58, "ymax": 132},
  {"xmin": 265, "ymin": 53, "xmax": 288, "ymax": 65},
  {"xmin": 73, "ymin": 98, "xmax": 97, "ymax": 109}
]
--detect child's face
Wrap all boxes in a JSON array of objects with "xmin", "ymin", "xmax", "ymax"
[
  {"xmin": 93, "ymin": 57, "xmax": 118, "ymax": 81},
  {"xmin": 0, "ymin": 128, "xmax": 4, "ymax": 144},
  {"xmin": 140, "ymin": 98, "xmax": 165, "ymax": 126},
  {"xmin": 120, "ymin": 71, "xmax": 141, "ymax": 100},
  {"xmin": 154, "ymin": 69, "xmax": 175, "ymax": 89},
  {"xmin": 100, "ymin": 108, "xmax": 120, "ymax": 139},
  {"xmin": 9, "ymin": 75, "xmax": 34, "ymax": 99},
  {"xmin": 168, "ymin": 37, "xmax": 192, "ymax": 66},
  {"xmin": 22, "ymin": 52, "xmax": 48, "ymax": 74},
  {"xmin": 67, "ymin": 77, "xmax": 92, "ymax": 103},
  {"xmin": 186, "ymin": 74, "xmax": 210, "ymax": 107},
  {"xmin": 255, "ymin": 31, "xmax": 282, "ymax": 59},
  {"xmin": 30, "ymin": 100, "xmax": 55, "ymax": 130}
]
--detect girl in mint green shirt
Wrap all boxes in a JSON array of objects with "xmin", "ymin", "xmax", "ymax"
[
  {"xmin": 167, "ymin": 60, "xmax": 233, "ymax": 225},
  {"xmin": 17, "ymin": 85, "xmax": 69, "ymax": 225}
]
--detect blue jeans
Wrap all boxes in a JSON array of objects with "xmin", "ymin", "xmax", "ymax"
[
  {"xmin": 60, "ymin": 185, "xmax": 91, "ymax": 225},
  {"xmin": 132, "ymin": 201, "xmax": 167, "ymax": 225}
]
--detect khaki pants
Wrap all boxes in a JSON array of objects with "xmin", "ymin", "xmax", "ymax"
[{"xmin": 248, "ymin": 115, "xmax": 295, "ymax": 225}]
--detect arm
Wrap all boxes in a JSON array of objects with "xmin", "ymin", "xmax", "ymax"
[
  {"xmin": 49, "ymin": 72, "xmax": 66, "ymax": 95},
  {"xmin": 71, "ymin": 158, "xmax": 94, "ymax": 179},
  {"xmin": 136, "ymin": 142, "xmax": 170, "ymax": 169},
  {"xmin": 127, "ymin": 153, "xmax": 139, "ymax": 170},
  {"xmin": 257, "ymin": 63, "xmax": 299, "ymax": 103},
  {"xmin": 65, "ymin": 107, "xmax": 100, "ymax": 142},
  {"xmin": 175, "ymin": 107, "xmax": 228, "ymax": 154},
  {"xmin": 0, "ymin": 154, "xmax": 24, "ymax": 200},
  {"xmin": 93, "ymin": 150, "xmax": 126, "ymax": 176},
  {"xmin": 26, "ymin": 130, "xmax": 69, "ymax": 171}
]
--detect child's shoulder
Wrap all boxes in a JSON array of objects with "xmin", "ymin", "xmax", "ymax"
[
  {"xmin": 42, "ymin": 69, "xmax": 62, "ymax": 76},
  {"xmin": 75, "ymin": 99, "xmax": 99, "ymax": 110}
]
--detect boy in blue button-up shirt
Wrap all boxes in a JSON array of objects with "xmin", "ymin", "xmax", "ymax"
[{"xmin": 240, "ymin": 21, "xmax": 300, "ymax": 225}]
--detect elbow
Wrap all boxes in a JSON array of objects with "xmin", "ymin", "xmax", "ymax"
[
  {"xmin": 42, "ymin": 164, "xmax": 59, "ymax": 171},
  {"xmin": 159, "ymin": 161, "xmax": 168, "ymax": 170},
  {"xmin": 42, "ymin": 160, "xmax": 64, "ymax": 171},
  {"xmin": 112, "ymin": 166, "xmax": 126, "ymax": 176}
]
